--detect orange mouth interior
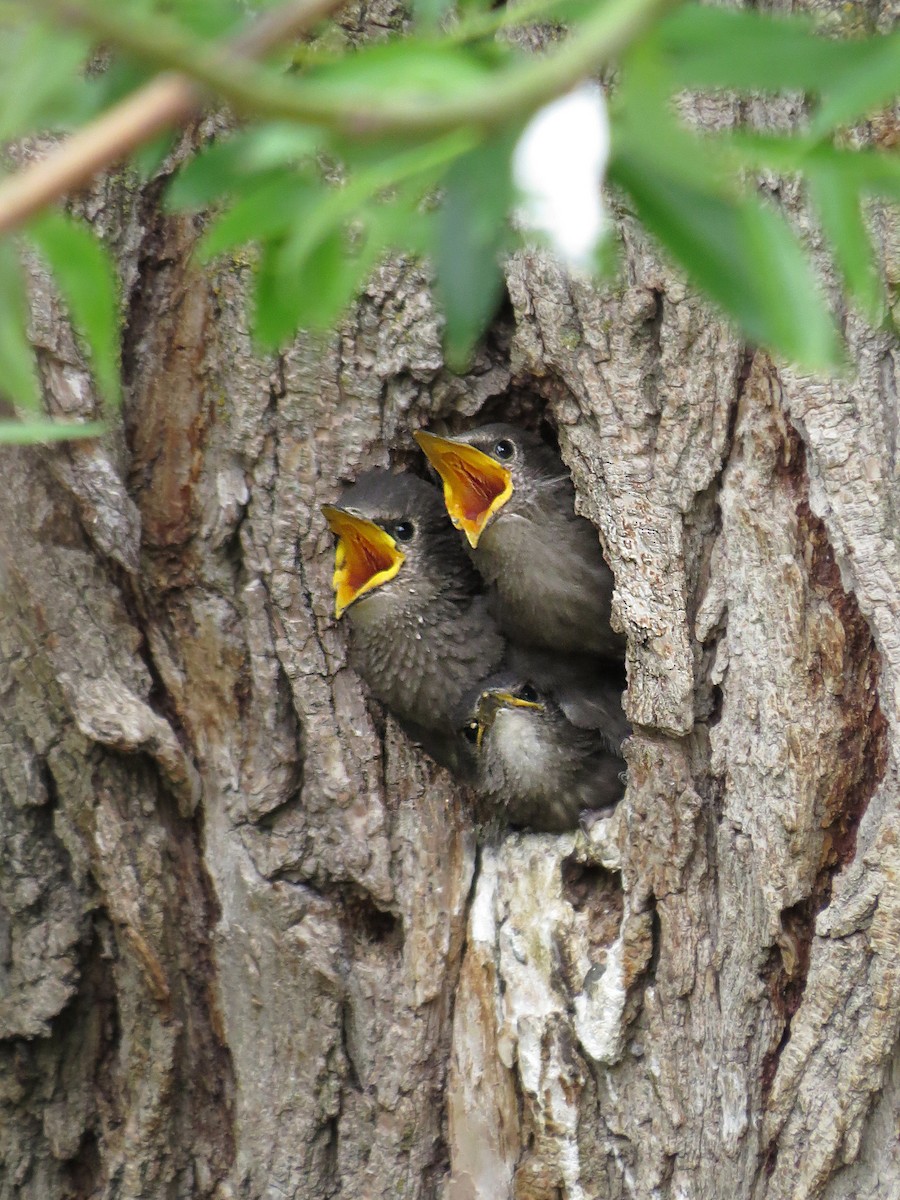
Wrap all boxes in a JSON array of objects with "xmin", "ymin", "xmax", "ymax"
[
  {"xmin": 414, "ymin": 431, "xmax": 512, "ymax": 548},
  {"xmin": 321, "ymin": 506, "xmax": 405, "ymax": 617}
]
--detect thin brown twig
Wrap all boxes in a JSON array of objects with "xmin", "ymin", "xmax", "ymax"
[{"xmin": 0, "ymin": 0, "xmax": 345, "ymax": 234}]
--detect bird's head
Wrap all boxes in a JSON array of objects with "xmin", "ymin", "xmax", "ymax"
[
  {"xmin": 459, "ymin": 677, "xmax": 546, "ymax": 752},
  {"xmin": 414, "ymin": 423, "xmax": 552, "ymax": 548},
  {"xmin": 321, "ymin": 470, "xmax": 467, "ymax": 620}
]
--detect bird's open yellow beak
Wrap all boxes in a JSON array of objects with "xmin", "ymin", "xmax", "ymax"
[
  {"xmin": 321, "ymin": 506, "xmax": 405, "ymax": 618},
  {"xmin": 475, "ymin": 687, "xmax": 544, "ymax": 746},
  {"xmin": 414, "ymin": 430, "xmax": 513, "ymax": 548}
]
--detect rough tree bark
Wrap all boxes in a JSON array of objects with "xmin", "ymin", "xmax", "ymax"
[{"xmin": 1, "ymin": 2, "xmax": 898, "ymax": 1197}]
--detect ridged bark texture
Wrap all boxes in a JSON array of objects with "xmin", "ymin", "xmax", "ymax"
[{"xmin": 1, "ymin": 1, "xmax": 898, "ymax": 1196}]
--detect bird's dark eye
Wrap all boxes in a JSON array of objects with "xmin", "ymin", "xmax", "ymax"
[
  {"xmin": 494, "ymin": 439, "xmax": 515, "ymax": 460},
  {"xmin": 463, "ymin": 720, "xmax": 480, "ymax": 744},
  {"xmin": 393, "ymin": 520, "xmax": 415, "ymax": 542},
  {"xmin": 518, "ymin": 683, "xmax": 539, "ymax": 704}
]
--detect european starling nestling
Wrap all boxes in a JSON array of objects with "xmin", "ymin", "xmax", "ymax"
[
  {"xmin": 321, "ymin": 470, "xmax": 506, "ymax": 741},
  {"xmin": 414, "ymin": 423, "xmax": 623, "ymax": 660},
  {"xmin": 456, "ymin": 665, "xmax": 629, "ymax": 832}
]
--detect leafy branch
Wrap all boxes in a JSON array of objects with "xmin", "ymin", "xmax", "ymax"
[
  {"xmin": 41, "ymin": 0, "xmax": 672, "ymax": 135},
  {"xmin": 0, "ymin": 0, "xmax": 897, "ymax": 444},
  {"xmin": 0, "ymin": 0, "xmax": 347, "ymax": 237}
]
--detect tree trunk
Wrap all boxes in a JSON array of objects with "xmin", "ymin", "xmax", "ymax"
[{"xmin": 2, "ymin": 5, "xmax": 899, "ymax": 1197}]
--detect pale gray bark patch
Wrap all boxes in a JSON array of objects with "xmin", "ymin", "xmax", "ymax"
[
  {"xmin": 446, "ymin": 216, "xmax": 890, "ymax": 1193},
  {"xmin": 507, "ymin": 244, "xmax": 741, "ymax": 735}
]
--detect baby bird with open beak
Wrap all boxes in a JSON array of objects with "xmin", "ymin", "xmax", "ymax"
[
  {"xmin": 415, "ymin": 423, "xmax": 622, "ymax": 661},
  {"xmin": 321, "ymin": 470, "xmax": 506, "ymax": 746},
  {"xmin": 456, "ymin": 665, "xmax": 629, "ymax": 832}
]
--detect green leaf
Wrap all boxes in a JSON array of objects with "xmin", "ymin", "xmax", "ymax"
[
  {"xmin": 277, "ymin": 129, "xmax": 475, "ymax": 276},
  {"xmin": 0, "ymin": 22, "xmax": 92, "ymax": 139},
  {"xmin": 105, "ymin": 0, "xmax": 245, "ymax": 39},
  {"xmin": 0, "ymin": 418, "xmax": 107, "ymax": 445},
  {"xmin": 198, "ymin": 172, "xmax": 320, "ymax": 259},
  {"xmin": 298, "ymin": 38, "xmax": 498, "ymax": 103},
  {"xmin": 291, "ymin": 229, "xmax": 377, "ymax": 331},
  {"xmin": 253, "ymin": 227, "xmax": 374, "ymax": 345},
  {"xmin": 76, "ymin": 59, "xmax": 159, "ymax": 125},
  {"xmin": 166, "ymin": 138, "xmax": 258, "ymax": 210},
  {"xmin": 165, "ymin": 126, "xmax": 321, "ymax": 210},
  {"xmin": 447, "ymin": 0, "xmax": 594, "ymax": 44},
  {"xmin": 610, "ymin": 147, "xmax": 842, "ymax": 371},
  {"xmin": 333, "ymin": 125, "xmax": 475, "ymax": 173},
  {"xmin": 133, "ymin": 130, "xmax": 178, "ymax": 180},
  {"xmin": 412, "ymin": 0, "xmax": 455, "ymax": 29},
  {"xmin": 434, "ymin": 132, "xmax": 518, "ymax": 371},
  {"xmin": 250, "ymin": 154, "xmax": 441, "ymax": 348},
  {"xmin": 0, "ymin": 241, "xmax": 40, "ymax": 410},
  {"xmin": 613, "ymin": 41, "xmax": 727, "ymax": 192},
  {"xmin": 655, "ymin": 6, "xmax": 876, "ymax": 95},
  {"xmin": 238, "ymin": 124, "xmax": 323, "ymax": 170},
  {"xmin": 743, "ymin": 204, "xmax": 842, "ymax": 369},
  {"xmin": 657, "ymin": 7, "xmax": 899, "ymax": 135},
  {"xmin": 591, "ymin": 227, "xmax": 619, "ymax": 281},
  {"xmin": 808, "ymin": 146, "xmax": 900, "ymax": 203},
  {"xmin": 809, "ymin": 169, "xmax": 886, "ymax": 324},
  {"xmin": 195, "ymin": 129, "xmax": 472, "ymax": 334},
  {"xmin": 812, "ymin": 31, "xmax": 900, "ymax": 135},
  {"xmin": 365, "ymin": 198, "xmax": 433, "ymax": 259},
  {"xmin": 27, "ymin": 213, "xmax": 122, "ymax": 405},
  {"xmin": 253, "ymin": 191, "xmax": 426, "ymax": 346},
  {"xmin": 162, "ymin": 0, "xmax": 246, "ymax": 40},
  {"xmin": 717, "ymin": 134, "xmax": 900, "ymax": 203},
  {"xmin": 250, "ymin": 241, "xmax": 298, "ymax": 349}
]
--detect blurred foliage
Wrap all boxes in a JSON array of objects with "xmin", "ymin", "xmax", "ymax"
[{"xmin": 0, "ymin": 0, "xmax": 898, "ymax": 442}]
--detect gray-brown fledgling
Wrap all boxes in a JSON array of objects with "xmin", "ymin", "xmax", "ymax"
[
  {"xmin": 414, "ymin": 423, "xmax": 623, "ymax": 661},
  {"xmin": 455, "ymin": 664, "xmax": 629, "ymax": 832},
  {"xmin": 321, "ymin": 470, "xmax": 506, "ymax": 746}
]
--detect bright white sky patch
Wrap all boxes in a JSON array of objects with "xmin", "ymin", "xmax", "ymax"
[{"xmin": 512, "ymin": 82, "xmax": 610, "ymax": 271}]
